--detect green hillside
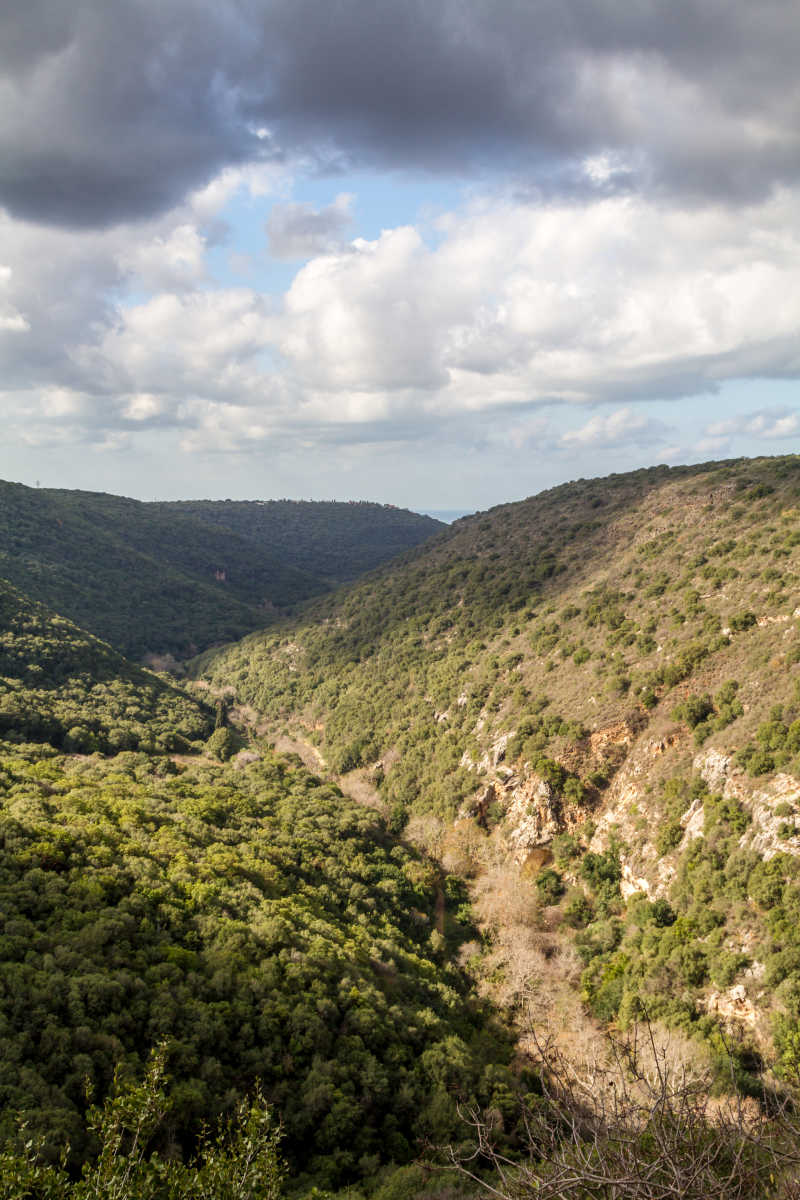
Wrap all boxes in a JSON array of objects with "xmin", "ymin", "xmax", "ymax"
[
  {"xmin": 160, "ymin": 498, "xmax": 443, "ymax": 583},
  {"xmin": 0, "ymin": 744, "xmax": 519, "ymax": 1189},
  {"xmin": 193, "ymin": 455, "xmax": 800, "ymax": 1078},
  {"xmin": 0, "ymin": 483, "xmax": 442, "ymax": 659},
  {"xmin": 0, "ymin": 578, "xmax": 212, "ymax": 752}
]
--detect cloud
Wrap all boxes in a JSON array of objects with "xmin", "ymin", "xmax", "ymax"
[
  {"xmin": 267, "ymin": 193, "xmax": 354, "ymax": 259},
  {"xmin": 706, "ymin": 407, "xmax": 800, "ymax": 441},
  {"xmin": 2, "ymin": 166, "xmax": 800, "ymax": 465},
  {"xmin": 3, "ymin": 1, "xmax": 800, "ymax": 229},
  {"xmin": 0, "ymin": 265, "xmax": 29, "ymax": 332},
  {"xmin": 561, "ymin": 408, "xmax": 671, "ymax": 448},
  {"xmin": 271, "ymin": 189, "xmax": 800, "ymax": 415}
]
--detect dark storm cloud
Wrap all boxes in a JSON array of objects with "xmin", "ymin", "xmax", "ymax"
[
  {"xmin": 2, "ymin": 0, "xmax": 800, "ymax": 228},
  {"xmin": 0, "ymin": 0, "xmax": 268, "ymax": 228}
]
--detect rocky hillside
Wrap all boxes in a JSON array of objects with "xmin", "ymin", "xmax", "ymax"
[{"xmin": 194, "ymin": 455, "xmax": 800, "ymax": 1080}]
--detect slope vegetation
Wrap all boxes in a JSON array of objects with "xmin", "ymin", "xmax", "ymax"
[
  {"xmin": 0, "ymin": 483, "xmax": 441, "ymax": 659},
  {"xmin": 194, "ymin": 455, "xmax": 800, "ymax": 1077},
  {"xmin": 160, "ymin": 498, "xmax": 443, "ymax": 583},
  {"xmin": 0, "ymin": 579, "xmax": 212, "ymax": 752},
  {"xmin": 0, "ymin": 581, "xmax": 518, "ymax": 1194}
]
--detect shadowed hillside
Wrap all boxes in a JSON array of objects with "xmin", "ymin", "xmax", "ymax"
[
  {"xmin": 0, "ymin": 578, "xmax": 213, "ymax": 751},
  {"xmin": 0, "ymin": 483, "xmax": 442, "ymax": 659},
  {"xmin": 194, "ymin": 455, "xmax": 800, "ymax": 1079},
  {"xmin": 160, "ymin": 498, "xmax": 444, "ymax": 583}
]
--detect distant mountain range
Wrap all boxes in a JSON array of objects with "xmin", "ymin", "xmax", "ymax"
[{"xmin": 0, "ymin": 482, "xmax": 442, "ymax": 658}]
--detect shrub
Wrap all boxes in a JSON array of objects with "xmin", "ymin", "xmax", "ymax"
[
  {"xmin": 563, "ymin": 888, "xmax": 594, "ymax": 928},
  {"xmin": 656, "ymin": 820, "xmax": 684, "ymax": 855},
  {"xmin": 536, "ymin": 868, "xmax": 565, "ymax": 905},
  {"xmin": 206, "ymin": 726, "xmax": 238, "ymax": 761}
]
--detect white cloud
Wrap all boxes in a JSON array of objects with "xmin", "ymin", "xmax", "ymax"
[
  {"xmin": 118, "ymin": 224, "xmax": 207, "ymax": 292},
  {"xmin": 123, "ymin": 393, "xmax": 167, "ymax": 422},
  {"xmin": 271, "ymin": 187, "xmax": 800, "ymax": 421},
  {"xmin": 706, "ymin": 407, "xmax": 800, "ymax": 440},
  {"xmin": 0, "ymin": 263, "xmax": 29, "ymax": 332},
  {"xmin": 561, "ymin": 407, "xmax": 670, "ymax": 448},
  {"xmin": 279, "ymin": 225, "xmax": 460, "ymax": 394},
  {"xmin": 2, "ymin": 171, "xmax": 800, "ymax": 466}
]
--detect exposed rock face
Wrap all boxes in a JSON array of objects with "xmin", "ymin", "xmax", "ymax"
[
  {"xmin": 694, "ymin": 749, "xmax": 800, "ymax": 860},
  {"xmin": 461, "ymin": 730, "xmax": 515, "ymax": 773},
  {"xmin": 504, "ymin": 775, "xmax": 562, "ymax": 861},
  {"xmin": 589, "ymin": 721, "xmax": 634, "ymax": 758},
  {"xmin": 740, "ymin": 774, "xmax": 800, "ymax": 860},
  {"xmin": 694, "ymin": 748, "xmax": 731, "ymax": 792},
  {"xmin": 680, "ymin": 796, "xmax": 705, "ymax": 842},
  {"xmin": 502, "ymin": 773, "xmax": 590, "ymax": 866},
  {"xmin": 701, "ymin": 984, "xmax": 761, "ymax": 1029},
  {"xmin": 620, "ymin": 863, "xmax": 653, "ymax": 900}
]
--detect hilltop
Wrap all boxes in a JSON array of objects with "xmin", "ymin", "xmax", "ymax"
[
  {"xmin": 0, "ymin": 483, "xmax": 441, "ymax": 659},
  {"xmin": 158, "ymin": 498, "xmax": 445, "ymax": 583},
  {"xmin": 194, "ymin": 455, "xmax": 800, "ymax": 1079}
]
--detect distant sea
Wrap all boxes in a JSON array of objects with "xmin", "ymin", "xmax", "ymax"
[{"xmin": 420, "ymin": 509, "xmax": 475, "ymax": 524}]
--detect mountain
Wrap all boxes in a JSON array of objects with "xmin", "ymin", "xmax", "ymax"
[
  {"xmin": 0, "ymin": 482, "xmax": 442, "ymax": 659},
  {"xmin": 4, "ymin": 459, "xmax": 800, "ymax": 1196},
  {"xmin": 158, "ymin": 498, "xmax": 444, "ymax": 583},
  {"xmin": 193, "ymin": 454, "xmax": 800, "ymax": 1083}
]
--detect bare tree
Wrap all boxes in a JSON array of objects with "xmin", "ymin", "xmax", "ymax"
[{"xmin": 445, "ymin": 1020, "xmax": 800, "ymax": 1199}]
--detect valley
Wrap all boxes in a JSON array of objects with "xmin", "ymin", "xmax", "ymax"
[
  {"xmin": 0, "ymin": 483, "xmax": 441, "ymax": 660},
  {"xmin": 3, "ymin": 457, "xmax": 800, "ymax": 1197}
]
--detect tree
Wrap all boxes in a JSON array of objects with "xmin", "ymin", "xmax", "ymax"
[{"xmin": 445, "ymin": 1021, "xmax": 800, "ymax": 1199}]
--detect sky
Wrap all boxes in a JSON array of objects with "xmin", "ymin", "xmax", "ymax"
[{"xmin": 1, "ymin": 0, "xmax": 799, "ymax": 510}]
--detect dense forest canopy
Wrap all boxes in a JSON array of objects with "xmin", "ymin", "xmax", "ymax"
[
  {"xmin": 0, "ymin": 482, "xmax": 442, "ymax": 659},
  {"xmin": 158, "ymin": 499, "xmax": 444, "ymax": 583},
  {"xmin": 0, "ymin": 742, "xmax": 520, "ymax": 1189},
  {"xmin": 0, "ymin": 576, "xmax": 520, "ymax": 1195}
]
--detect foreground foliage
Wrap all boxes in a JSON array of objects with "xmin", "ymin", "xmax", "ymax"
[
  {"xmin": 0, "ymin": 738, "xmax": 519, "ymax": 1189},
  {"xmin": 0, "ymin": 1051, "xmax": 283, "ymax": 1200},
  {"xmin": 450, "ymin": 1024, "xmax": 800, "ymax": 1199}
]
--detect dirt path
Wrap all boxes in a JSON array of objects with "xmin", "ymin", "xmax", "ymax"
[
  {"xmin": 273, "ymin": 732, "xmax": 388, "ymax": 816},
  {"xmin": 273, "ymin": 733, "xmax": 327, "ymax": 774}
]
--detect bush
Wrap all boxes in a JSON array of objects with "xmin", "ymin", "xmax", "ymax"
[
  {"xmin": 656, "ymin": 819, "xmax": 684, "ymax": 855},
  {"xmin": 450, "ymin": 1021, "xmax": 800, "ymax": 1200},
  {"xmin": 206, "ymin": 726, "xmax": 239, "ymax": 760},
  {"xmin": 563, "ymin": 888, "xmax": 594, "ymax": 928},
  {"xmin": 536, "ymin": 868, "xmax": 565, "ymax": 905}
]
